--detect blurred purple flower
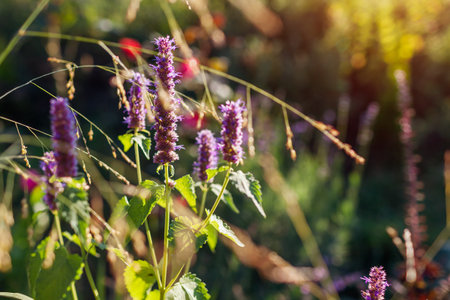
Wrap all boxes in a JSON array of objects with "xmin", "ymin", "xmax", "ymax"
[
  {"xmin": 50, "ymin": 97, "xmax": 78, "ymax": 177},
  {"xmin": 125, "ymin": 71, "xmax": 150, "ymax": 130},
  {"xmin": 151, "ymin": 36, "xmax": 182, "ymax": 165},
  {"xmin": 361, "ymin": 266, "xmax": 389, "ymax": 300},
  {"xmin": 219, "ymin": 99, "xmax": 246, "ymax": 164},
  {"xmin": 194, "ymin": 129, "xmax": 218, "ymax": 181},
  {"xmin": 40, "ymin": 151, "xmax": 62, "ymax": 210}
]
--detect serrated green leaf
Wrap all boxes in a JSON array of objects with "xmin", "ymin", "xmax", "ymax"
[
  {"xmin": 124, "ymin": 260, "xmax": 156, "ymax": 300},
  {"xmin": 119, "ymin": 133, "xmax": 134, "ymax": 152},
  {"xmin": 205, "ymin": 165, "xmax": 229, "ymax": 182},
  {"xmin": 206, "ymin": 212, "xmax": 244, "ymax": 247},
  {"xmin": 175, "ymin": 175, "xmax": 197, "ymax": 213},
  {"xmin": 35, "ymin": 247, "xmax": 84, "ymax": 300},
  {"xmin": 28, "ymin": 237, "xmax": 49, "ymax": 297},
  {"xmin": 132, "ymin": 134, "xmax": 152, "ymax": 160},
  {"xmin": 0, "ymin": 292, "xmax": 33, "ymax": 300},
  {"xmin": 229, "ymin": 171, "xmax": 265, "ymax": 217},
  {"xmin": 127, "ymin": 181, "xmax": 164, "ymax": 227},
  {"xmin": 59, "ymin": 177, "xmax": 90, "ymax": 245},
  {"xmin": 165, "ymin": 273, "xmax": 210, "ymax": 300},
  {"xmin": 168, "ymin": 217, "xmax": 206, "ymax": 253},
  {"xmin": 206, "ymin": 224, "xmax": 218, "ymax": 253},
  {"xmin": 209, "ymin": 184, "xmax": 239, "ymax": 213},
  {"xmin": 63, "ymin": 232, "xmax": 97, "ymax": 256}
]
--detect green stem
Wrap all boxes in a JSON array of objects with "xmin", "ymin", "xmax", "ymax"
[
  {"xmin": 198, "ymin": 182, "xmax": 209, "ymax": 219},
  {"xmin": 202, "ymin": 164, "xmax": 232, "ymax": 229},
  {"xmin": 160, "ymin": 163, "xmax": 171, "ymax": 300},
  {"xmin": 53, "ymin": 211, "xmax": 79, "ymax": 300},
  {"xmin": 133, "ymin": 129, "xmax": 162, "ymax": 289},
  {"xmin": 80, "ymin": 247, "xmax": 100, "ymax": 300}
]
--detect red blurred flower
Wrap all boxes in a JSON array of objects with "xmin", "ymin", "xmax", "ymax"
[
  {"xmin": 179, "ymin": 57, "xmax": 199, "ymax": 79},
  {"xmin": 119, "ymin": 38, "xmax": 141, "ymax": 60},
  {"xmin": 183, "ymin": 112, "xmax": 206, "ymax": 130},
  {"xmin": 20, "ymin": 169, "xmax": 39, "ymax": 192},
  {"xmin": 212, "ymin": 12, "xmax": 226, "ymax": 29}
]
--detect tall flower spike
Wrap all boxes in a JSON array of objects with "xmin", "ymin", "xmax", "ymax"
[
  {"xmin": 219, "ymin": 99, "xmax": 246, "ymax": 164},
  {"xmin": 194, "ymin": 130, "xmax": 218, "ymax": 181},
  {"xmin": 361, "ymin": 266, "xmax": 389, "ymax": 300},
  {"xmin": 125, "ymin": 71, "xmax": 150, "ymax": 130},
  {"xmin": 152, "ymin": 36, "xmax": 181, "ymax": 165},
  {"xmin": 40, "ymin": 151, "xmax": 62, "ymax": 210},
  {"xmin": 50, "ymin": 97, "xmax": 78, "ymax": 177}
]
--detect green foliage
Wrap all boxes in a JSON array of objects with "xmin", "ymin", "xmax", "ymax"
[
  {"xmin": 168, "ymin": 216, "xmax": 207, "ymax": 252},
  {"xmin": 118, "ymin": 133, "xmax": 134, "ymax": 152},
  {"xmin": 124, "ymin": 260, "xmax": 156, "ymax": 300},
  {"xmin": 206, "ymin": 212, "xmax": 243, "ymax": 247},
  {"xmin": 175, "ymin": 175, "xmax": 197, "ymax": 213},
  {"xmin": 59, "ymin": 177, "xmax": 90, "ymax": 246},
  {"xmin": 165, "ymin": 273, "xmax": 210, "ymax": 300},
  {"xmin": 209, "ymin": 184, "xmax": 239, "ymax": 213},
  {"xmin": 229, "ymin": 171, "xmax": 265, "ymax": 217},
  {"xmin": 205, "ymin": 224, "xmax": 218, "ymax": 252},
  {"xmin": 205, "ymin": 165, "xmax": 229, "ymax": 182},
  {"xmin": 30, "ymin": 245, "xmax": 83, "ymax": 300},
  {"xmin": 126, "ymin": 180, "xmax": 164, "ymax": 227}
]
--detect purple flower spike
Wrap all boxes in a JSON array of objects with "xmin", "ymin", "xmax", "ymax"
[
  {"xmin": 40, "ymin": 152, "xmax": 61, "ymax": 210},
  {"xmin": 152, "ymin": 36, "xmax": 181, "ymax": 165},
  {"xmin": 194, "ymin": 130, "xmax": 218, "ymax": 181},
  {"xmin": 219, "ymin": 99, "xmax": 246, "ymax": 164},
  {"xmin": 50, "ymin": 97, "xmax": 78, "ymax": 177},
  {"xmin": 361, "ymin": 266, "xmax": 389, "ymax": 300},
  {"xmin": 125, "ymin": 71, "xmax": 150, "ymax": 130}
]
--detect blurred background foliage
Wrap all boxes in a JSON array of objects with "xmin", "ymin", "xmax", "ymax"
[{"xmin": 0, "ymin": 0, "xmax": 449, "ymax": 299}]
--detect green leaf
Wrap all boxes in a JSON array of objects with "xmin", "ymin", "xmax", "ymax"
[
  {"xmin": 30, "ymin": 184, "xmax": 45, "ymax": 205},
  {"xmin": 132, "ymin": 134, "xmax": 152, "ymax": 160},
  {"xmin": 175, "ymin": 175, "xmax": 197, "ymax": 213},
  {"xmin": 59, "ymin": 177, "xmax": 90, "ymax": 245},
  {"xmin": 145, "ymin": 290, "xmax": 160, "ymax": 300},
  {"xmin": 209, "ymin": 184, "xmax": 239, "ymax": 213},
  {"xmin": 168, "ymin": 217, "xmax": 207, "ymax": 253},
  {"xmin": 35, "ymin": 247, "xmax": 84, "ymax": 300},
  {"xmin": 205, "ymin": 165, "xmax": 229, "ymax": 182},
  {"xmin": 206, "ymin": 212, "xmax": 244, "ymax": 247},
  {"xmin": 165, "ymin": 273, "xmax": 210, "ymax": 300},
  {"xmin": 119, "ymin": 133, "xmax": 134, "ymax": 152},
  {"xmin": 111, "ymin": 196, "xmax": 129, "ymax": 220},
  {"xmin": 205, "ymin": 224, "xmax": 218, "ymax": 253},
  {"xmin": 28, "ymin": 237, "xmax": 49, "ymax": 297},
  {"xmin": 127, "ymin": 181, "xmax": 164, "ymax": 227},
  {"xmin": 229, "ymin": 171, "xmax": 265, "ymax": 217},
  {"xmin": 0, "ymin": 292, "xmax": 33, "ymax": 300},
  {"xmin": 63, "ymin": 232, "xmax": 97, "ymax": 256},
  {"xmin": 124, "ymin": 260, "xmax": 156, "ymax": 300}
]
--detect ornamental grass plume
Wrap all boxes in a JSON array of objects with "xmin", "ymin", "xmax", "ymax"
[
  {"xmin": 50, "ymin": 97, "xmax": 78, "ymax": 177},
  {"xmin": 194, "ymin": 129, "xmax": 218, "ymax": 181},
  {"xmin": 125, "ymin": 71, "xmax": 150, "ymax": 130},
  {"xmin": 219, "ymin": 99, "xmax": 246, "ymax": 164},
  {"xmin": 361, "ymin": 266, "xmax": 389, "ymax": 300},
  {"xmin": 151, "ymin": 36, "xmax": 181, "ymax": 165}
]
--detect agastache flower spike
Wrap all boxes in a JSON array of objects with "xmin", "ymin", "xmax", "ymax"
[
  {"xmin": 219, "ymin": 99, "xmax": 246, "ymax": 164},
  {"xmin": 194, "ymin": 130, "xmax": 218, "ymax": 181},
  {"xmin": 361, "ymin": 266, "xmax": 389, "ymax": 300},
  {"xmin": 50, "ymin": 97, "xmax": 78, "ymax": 177},
  {"xmin": 152, "ymin": 36, "xmax": 182, "ymax": 165},
  {"xmin": 125, "ymin": 71, "xmax": 150, "ymax": 130},
  {"xmin": 40, "ymin": 152, "xmax": 63, "ymax": 210}
]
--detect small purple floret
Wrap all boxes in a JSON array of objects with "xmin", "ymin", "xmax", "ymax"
[
  {"xmin": 151, "ymin": 36, "xmax": 181, "ymax": 165},
  {"xmin": 125, "ymin": 71, "xmax": 150, "ymax": 130},
  {"xmin": 219, "ymin": 99, "xmax": 246, "ymax": 164},
  {"xmin": 361, "ymin": 266, "xmax": 389, "ymax": 300},
  {"xmin": 194, "ymin": 129, "xmax": 218, "ymax": 181},
  {"xmin": 50, "ymin": 97, "xmax": 78, "ymax": 177},
  {"xmin": 40, "ymin": 152, "xmax": 60, "ymax": 210}
]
